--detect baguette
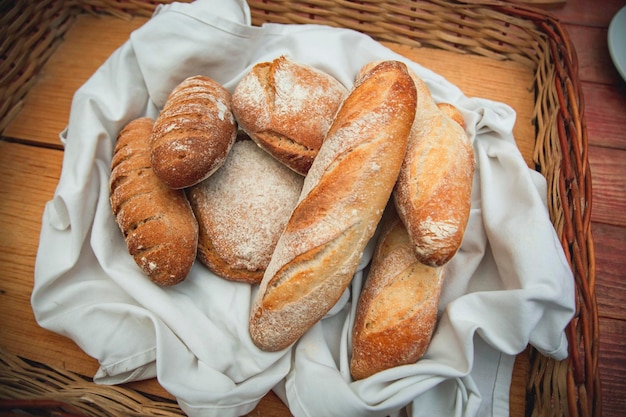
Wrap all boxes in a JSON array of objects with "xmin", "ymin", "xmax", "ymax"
[
  {"xmin": 248, "ymin": 60, "xmax": 417, "ymax": 352},
  {"xmin": 393, "ymin": 70, "xmax": 475, "ymax": 267},
  {"xmin": 350, "ymin": 206, "xmax": 444, "ymax": 380},
  {"xmin": 150, "ymin": 75, "xmax": 237, "ymax": 189},
  {"xmin": 110, "ymin": 117, "xmax": 199, "ymax": 286},
  {"xmin": 232, "ymin": 55, "xmax": 348, "ymax": 175}
]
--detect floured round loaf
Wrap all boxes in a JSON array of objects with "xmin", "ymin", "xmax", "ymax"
[
  {"xmin": 187, "ymin": 138, "xmax": 304, "ymax": 284},
  {"xmin": 232, "ymin": 55, "xmax": 348, "ymax": 175},
  {"xmin": 150, "ymin": 75, "xmax": 237, "ymax": 189},
  {"xmin": 350, "ymin": 206, "xmax": 444, "ymax": 380},
  {"xmin": 110, "ymin": 117, "xmax": 199, "ymax": 286}
]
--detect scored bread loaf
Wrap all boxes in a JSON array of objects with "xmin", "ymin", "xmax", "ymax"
[
  {"xmin": 186, "ymin": 138, "xmax": 304, "ymax": 284},
  {"xmin": 350, "ymin": 205, "xmax": 444, "ymax": 380},
  {"xmin": 391, "ymin": 68, "xmax": 474, "ymax": 267},
  {"xmin": 150, "ymin": 75, "xmax": 237, "ymax": 189},
  {"xmin": 248, "ymin": 60, "xmax": 417, "ymax": 352},
  {"xmin": 232, "ymin": 55, "xmax": 348, "ymax": 175},
  {"xmin": 109, "ymin": 117, "xmax": 199, "ymax": 286}
]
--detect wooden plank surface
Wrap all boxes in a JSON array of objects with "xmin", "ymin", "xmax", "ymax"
[
  {"xmin": 2, "ymin": 14, "xmax": 148, "ymax": 147},
  {"xmin": 589, "ymin": 146, "xmax": 626, "ymax": 227},
  {"xmin": 551, "ymin": 0, "xmax": 625, "ymax": 26},
  {"xmin": 593, "ymin": 222, "xmax": 626, "ymax": 320}
]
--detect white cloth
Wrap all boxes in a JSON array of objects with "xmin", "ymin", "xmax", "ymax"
[{"xmin": 32, "ymin": 1, "xmax": 576, "ymax": 416}]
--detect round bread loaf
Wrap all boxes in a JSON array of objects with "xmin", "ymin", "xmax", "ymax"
[
  {"xmin": 150, "ymin": 75, "xmax": 237, "ymax": 189},
  {"xmin": 186, "ymin": 138, "xmax": 304, "ymax": 284},
  {"xmin": 110, "ymin": 117, "xmax": 199, "ymax": 286},
  {"xmin": 231, "ymin": 55, "xmax": 348, "ymax": 175}
]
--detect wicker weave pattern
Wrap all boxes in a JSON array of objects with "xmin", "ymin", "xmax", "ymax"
[
  {"xmin": 0, "ymin": 0, "xmax": 77, "ymax": 132},
  {"xmin": 0, "ymin": 349, "xmax": 184, "ymax": 417},
  {"xmin": 0, "ymin": 1, "xmax": 599, "ymax": 417}
]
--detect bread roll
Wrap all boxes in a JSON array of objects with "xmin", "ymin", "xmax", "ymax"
[
  {"xmin": 232, "ymin": 55, "xmax": 348, "ymax": 175},
  {"xmin": 248, "ymin": 60, "xmax": 417, "ymax": 352},
  {"xmin": 350, "ymin": 206, "xmax": 444, "ymax": 380},
  {"xmin": 393, "ymin": 70, "xmax": 475, "ymax": 267},
  {"xmin": 150, "ymin": 75, "xmax": 237, "ymax": 189},
  {"xmin": 110, "ymin": 117, "xmax": 198, "ymax": 286},
  {"xmin": 186, "ymin": 138, "xmax": 304, "ymax": 284}
]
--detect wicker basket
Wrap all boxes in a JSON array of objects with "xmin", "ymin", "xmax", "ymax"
[{"xmin": 0, "ymin": 1, "xmax": 599, "ymax": 416}]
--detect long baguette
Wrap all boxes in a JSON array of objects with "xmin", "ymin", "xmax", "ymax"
[
  {"xmin": 350, "ymin": 205, "xmax": 444, "ymax": 380},
  {"xmin": 248, "ymin": 60, "xmax": 417, "ymax": 352}
]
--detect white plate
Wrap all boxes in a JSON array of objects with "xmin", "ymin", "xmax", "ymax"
[{"xmin": 608, "ymin": 6, "xmax": 626, "ymax": 82}]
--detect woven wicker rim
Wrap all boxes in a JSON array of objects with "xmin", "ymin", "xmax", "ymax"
[{"xmin": 0, "ymin": 1, "xmax": 599, "ymax": 417}]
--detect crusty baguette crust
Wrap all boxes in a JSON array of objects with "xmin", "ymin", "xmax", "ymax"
[
  {"xmin": 437, "ymin": 102, "xmax": 465, "ymax": 129},
  {"xmin": 248, "ymin": 60, "xmax": 417, "ymax": 352},
  {"xmin": 393, "ymin": 70, "xmax": 475, "ymax": 267},
  {"xmin": 150, "ymin": 75, "xmax": 237, "ymax": 189},
  {"xmin": 110, "ymin": 117, "xmax": 198, "ymax": 286},
  {"xmin": 186, "ymin": 139, "xmax": 303, "ymax": 284},
  {"xmin": 232, "ymin": 56, "xmax": 348, "ymax": 175},
  {"xmin": 350, "ymin": 206, "xmax": 444, "ymax": 380}
]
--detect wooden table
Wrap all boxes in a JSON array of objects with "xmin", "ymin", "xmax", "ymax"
[{"xmin": 1, "ymin": 0, "xmax": 624, "ymax": 416}]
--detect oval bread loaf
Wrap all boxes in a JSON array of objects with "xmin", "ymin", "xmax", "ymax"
[
  {"xmin": 232, "ymin": 55, "xmax": 348, "ymax": 175},
  {"xmin": 186, "ymin": 138, "xmax": 304, "ymax": 284},
  {"xmin": 391, "ymin": 70, "xmax": 475, "ymax": 267},
  {"xmin": 350, "ymin": 206, "xmax": 444, "ymax": 380},
  {"xmin": 150, "ymin": 75, "xmax": 237, "ymax": 189},
  {"xmin": 248, "ymin": 60, "xmax": 417, "ymax": 352},
  {"xmin": 110, "ymin": 117, "xmax": 199, "ymax": 286}
]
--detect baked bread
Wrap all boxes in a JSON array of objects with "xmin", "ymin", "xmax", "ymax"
[
  {"xmin": 186, "ymin": 138, "xmax": 304, "ymax": 284},
  {"xmin": 232, "ymin": 55, "xmax": 348, "ymax": 175},
  {"xmin": 350, "ymin": 206, "xmax": 444, "ymax": 380},
  {"xmin": 248, "ymin": 60, "xmax": 417, "ymax": 352},
  {"xmin": 150, "ymin": 75, "xmax": 237, "ymax": 189},
  {"xmin": 109, "ymin": 117, "xmax": 199, "ymax": 286},
  {"xmin": 437, "ymin": 102, "xmax": 465, "ymax": 128},
  {"xmin": 392, "ymin": 69, "xmax": 474, "ymax": 267}
]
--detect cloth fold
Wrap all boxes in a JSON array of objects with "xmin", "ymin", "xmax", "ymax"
[{"xmin": 32, "ymin": 1, "xmax": 575, "ymax": 416}]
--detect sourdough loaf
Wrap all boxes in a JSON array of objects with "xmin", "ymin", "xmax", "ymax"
[
  {"xmin": 232, "ymin": 55, "xmax": 348, "ymax": 175},
  {"xmin": 248, "ymin": 60, "xmax": 417, "ymax": 352}
]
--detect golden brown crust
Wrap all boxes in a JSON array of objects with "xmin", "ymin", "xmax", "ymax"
[
  {"xmin": 248, "ymin": 60, "xmax": 417, "ymax": 352},
  {"xmin": 357, "ymin": 62, "xmax": 475, "ymax": 267},
  {"xmin": 186, "ymin": 139, "xmax": 303, "ymax": 284},
  {"xmin": 350, "ymin": 206, "xmax": 444, "ymax": 380},
  {"xmin": 393, "ymin": 70, "xmax": 475, "ymax": 267},
  {"xmin": 437, "ymin": 102, "xmax": 465, "ymax": 129},
  {"xmin": 150, "ymin": 75, "xmax": 237, "ymax": 189},
  {"xmin": 110, "ymin": 117, "xmax": 199, "ymax": 286},
  {"xmin": 232, "ymin": 56, "xmax": 348, "ymax": 175}
]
